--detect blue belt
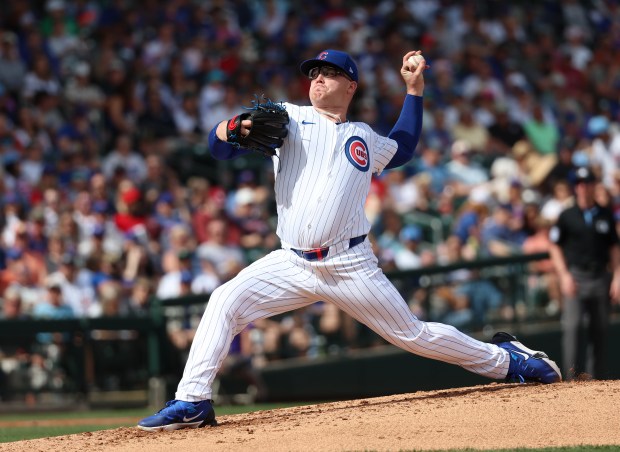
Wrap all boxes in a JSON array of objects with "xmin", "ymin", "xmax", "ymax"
[{"xmin": 291, "ymin": 235, "xmax": 367, "ymax": 261}]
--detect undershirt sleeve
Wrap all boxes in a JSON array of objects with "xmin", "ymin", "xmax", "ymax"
[
  {"xmin": 384, "ymin": 95, "xmax": 423, "ymax": 169},
  {"xmin": 208, "ymin": 125, "xmax": 253, "ymax": 160}
]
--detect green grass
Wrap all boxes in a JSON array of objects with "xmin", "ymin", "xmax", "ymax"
[
  {"xmin": 0, "ymin": 424, "xmax": 131, "ymax": 442},
  {"xmin": 0, "ymin": 403, "xmax": 303, "ymax": 423},
  {"xmin": 0, "ymin": 403, "xmax": 307, "ymax": 443},
  {"xmin": 414, "ymin": 448, "xmax": 620, "ymax": 452},
  {"xmin": 358, "ymin": 449, "xmax": 620, "ymax": 452}
]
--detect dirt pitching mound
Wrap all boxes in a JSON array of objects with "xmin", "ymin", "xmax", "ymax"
[{"xmin": 3, "ymin": 380, "xmax": 620, "ymax": 452}]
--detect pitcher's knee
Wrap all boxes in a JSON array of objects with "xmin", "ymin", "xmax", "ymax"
[{"xmin": 206, "ymin": 284, "xmax": 246, "ymax": 322}]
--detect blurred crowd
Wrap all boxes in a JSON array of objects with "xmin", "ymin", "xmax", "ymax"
[{"xmin": 1, "ymin": 0, "xmax": 620, "ymax": 397}]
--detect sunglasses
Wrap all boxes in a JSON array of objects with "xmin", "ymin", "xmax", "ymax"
[{"xmin": 308, "ymin": 66, "xmax": 350, "ymax": 81}]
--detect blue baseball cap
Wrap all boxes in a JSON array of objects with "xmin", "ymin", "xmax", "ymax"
[
  {"xmin": 400, "ymin": 225, "xmax": 423, "ymax": 242},
  {"xmin": 156, "ymin": 191, "xmax": 173, "ymax": 204},
  {"xmin": 573, "ymin": 166, "xmax": 596, "ymax": 184},
  {"xmin": 92, "ymin": 200, "xmax": 109, "ymax": 214},
  {"xmin": 6, "ymin": 247, "xmax": 23, "ymax": 260},
  {"xmin": 587, "ymin": 115, "xmax": 609, "ymax": 136},
  {"xmin": 300, "ymin": 49, "xmax": 358, "ymax": 82},
  {"xmin": 93, "ymin": 224, "xmax": 105, "ymax": 237},
  {"xmin": 180, "ymin": 270, "xmax": 193, "ymax": 284}
]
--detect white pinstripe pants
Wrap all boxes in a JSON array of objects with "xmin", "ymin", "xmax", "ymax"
[{"xmin": 176, "ymin": 240, "xmax": 510, "ymax": 401}]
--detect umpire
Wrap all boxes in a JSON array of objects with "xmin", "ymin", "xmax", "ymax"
[{"xmin": 549, "ymin": 166, "xmax": 620, "ymax": 380}]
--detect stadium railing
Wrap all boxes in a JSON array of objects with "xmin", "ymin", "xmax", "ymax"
[{"xmin": 0, "ymin": 252, "xmax": 552, "ymax": 410}]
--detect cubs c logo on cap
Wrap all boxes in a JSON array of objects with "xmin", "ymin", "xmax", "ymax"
[
  {"xmin": 318, "ymin": 51, "xmax": 328, "ymax": 60},
  {"xmin": 345, "ymin": 136, "xmax": 369, "ymax": 172}
]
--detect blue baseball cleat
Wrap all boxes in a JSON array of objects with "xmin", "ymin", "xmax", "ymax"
[
  {"xmin": 137, "ymin": 400, "xmax": 217, "ymax": 432},
  {"xmin": 492, "ymin": 332, "xmax": 562, "ymax": 384}
]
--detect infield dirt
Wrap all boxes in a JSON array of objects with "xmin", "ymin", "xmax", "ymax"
[{"xmin": 2, "ymin": 380, "xmax": 619, "ymax": 451}]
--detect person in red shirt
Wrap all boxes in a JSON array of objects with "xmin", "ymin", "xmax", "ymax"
[{"xmin": 114, "ymin": 186, "xmax": 146, "ymax": 233}]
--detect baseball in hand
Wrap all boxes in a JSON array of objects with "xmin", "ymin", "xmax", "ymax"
[{"xmin": 407, "ymin": 54, "xmax": 425, "ymax": 69}]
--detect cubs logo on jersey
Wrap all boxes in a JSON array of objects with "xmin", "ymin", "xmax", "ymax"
[{"xmin": 345, "ymin": 136, "xmax": 369, "ymax": 172}]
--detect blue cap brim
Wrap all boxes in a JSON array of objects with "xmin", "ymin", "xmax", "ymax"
[
  {"xmin": 300, "ymin": 59, "xmax": 352, "ymax": 80},
  {"xmin": 299, "ymin": 49, "xmax": 358, "ymax": 82}
]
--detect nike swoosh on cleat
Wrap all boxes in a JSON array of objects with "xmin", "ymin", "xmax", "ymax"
[
  {"xmin": 182, "ymin": 412, "xmax": 203, "ymax": 422},
  {"xmin": 511, "ymin": 351, "xmax": 530, "ymax": 361},
  {"xmin": 301, "ymin": 120, "xmax": 315, "ymax": 125}
]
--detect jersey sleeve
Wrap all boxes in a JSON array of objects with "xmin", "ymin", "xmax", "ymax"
[
  {"xmin": 372, "ymin": 133, "xmax": 398, "ymax": 175},
  {"xmin": 283, "ymin": 102, "xmax": 298, "ymax": 122}
]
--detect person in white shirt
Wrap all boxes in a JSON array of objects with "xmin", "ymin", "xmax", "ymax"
[
  {"xmin": 394, "ymin": 224, "xmax": 423, "ymax": 270},
  {"xmin": 445, "ymin": 139, "xmax": 489, "ymax": 196},
  {"xmin": 101, "ymin": 134, "xmax": 147, "ymax": 183}
]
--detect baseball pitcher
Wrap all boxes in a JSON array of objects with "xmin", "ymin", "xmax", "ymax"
[{"xmin": 138, "ymin": 49, "xmax": 561, "ymax": 431}]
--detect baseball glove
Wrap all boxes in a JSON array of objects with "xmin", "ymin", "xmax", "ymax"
[{"xmin": 226, "ymin": 96, "xmax": 289, "ymax": 157}]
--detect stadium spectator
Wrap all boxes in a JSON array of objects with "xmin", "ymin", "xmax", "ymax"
[
  {"xmin": 587, "ymin": 115, "xmax": 620, "ymax": 190},
  {"xmin": 480, "ymin": 203, "xmax": 525, "ymax": 257},
  {"xmin": 523, "ymin": 104, "xmax": 560, "ymax": 156},
  {"xmin": 46, "ymin": 252, "xmax": 96, "ymax": 317},
  {"xmin": 156, "ymin": 249, "xmax": 194, "ymax": 300},
  {"xmin": 63, "ymin": 61, "xmax": 105, "ymax": 112},
  {"xmin": 450, "ymin": 106, "xmax": 490, "ymax": 153},
  {"xmin": 522, "ymin": 215, "xmax": 561, "ymax": 317},
  {"xmin": 196, "ymin": 218, "xmax": 246, "ymax": 282},
  {"xmin": 487, "ymin": 104, "xmax": 525, "ymax": 156},
  {"xmin": 0, "ymin": 0, "xmax": 619, "ymax": 396},
  {"xmin": 393, "ymin": 224, "xmax": 423, "ymax": 271},
  {"xmin": 32, "ymin": 279, "xmax": 74, "ymax": 320},
  {"xmin": 445, "ymin": 139, "xmax": 488, "ymax": 195},
  {"xmin": 0, "ymin": 284, "xmax": 27, "ymax": 320},
  {"xmin": 101, "ymin": 134, "xmax": 147, "ymax": 183},
  {"xmin": 544, "ymin": 145, "xmax": 577, "ymax": 194},
  {"xmin": 510, "ymin": 139, "xmax": 557, "ymax": 189},
  {"xmin": 202, "ymin": 85, "xmax": 243, "ymax": 136},
  {"xmin": 0, "ymin": 32, "xmax": 26, "ymax": 93},
  {"xmin": 422, "ymin": 109, "xmax": 453, "ymax": 155},
  {"xmin": 172, "ymin": 91, "xmax": 202, "ymax": 141},
  {"xmin": 125, "ymin": 277, "xmax": 154, "ymax": 316},
  {"xmin": 191, "ymin": 255, "xmax": 220, "ymax": 296},
  {"xmin": 541, "ymin": 179, "xmax": 574, "ymax": 223},
  {"xmin": 383, "ymin": 168, "xmax": 419, "ymax": 216},
  {"xmin": 22, "ymin": 53, "xmax": 60, "ymax": 100}
]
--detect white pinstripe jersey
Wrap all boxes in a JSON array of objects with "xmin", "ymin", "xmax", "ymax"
[{"xmin": 273, "ymin": 103, "xmax": 398, "ymax": 250}]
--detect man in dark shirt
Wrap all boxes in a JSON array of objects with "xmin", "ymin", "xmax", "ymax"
[
  {"xmin": 487, "ymin": 105, "xmax": 525, "ymax": 155},
  {"xmin": 543, "ymin": 146, "xmax": 576, "ymax": 195},
  {"xmin": 549, "ymin": 166, "xmax": 620, "ymax": 379}
]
